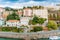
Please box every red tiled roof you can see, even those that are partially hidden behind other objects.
[7,20,19,22]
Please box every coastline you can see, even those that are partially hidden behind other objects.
[0,30,59,39]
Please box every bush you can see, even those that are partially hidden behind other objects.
[47,20,58,30]
[1,27,19,32]
[0,27,25,33]
[2,27,11,32]
[31,26,43,32]
[20,25,28,28]
[18,28,24,33]
[11,27,19,32]
[30,16,46,25]
[57,23,60,27]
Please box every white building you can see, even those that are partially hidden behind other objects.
[0,17,4,26]
[20,17,30,26]
[33,8,48,19]
[23,8,33,17]
[6,20,20,27]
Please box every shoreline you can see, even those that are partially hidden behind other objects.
[0,30,59,39]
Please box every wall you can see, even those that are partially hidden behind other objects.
[0,30,60,40]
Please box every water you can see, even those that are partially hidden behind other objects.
[0,37,59,40]
[0,38,24,40]
[37,38,60,40]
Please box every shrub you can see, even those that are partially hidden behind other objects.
[18,28,24,33]
[30,16,46,25]
[31,26,43,32]
[11,27,19,32]
[47,20,58,30]
[2,27,11,32]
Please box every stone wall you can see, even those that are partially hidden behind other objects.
[0,30,60,40]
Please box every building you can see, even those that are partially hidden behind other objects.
[0,7,5,12]
[48,9,60,24]
[20,17,31,26]
[2,11,13,19]
[17,9,23,17]
[0,7,5,16]
[23,8,33,17]
[6,20,20,27]
[0,17,4,26]
[33,8,48,26]
[33,8,48,19]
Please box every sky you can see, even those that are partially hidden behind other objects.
[0,0,60,9]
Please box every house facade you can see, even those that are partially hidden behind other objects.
[0,17,4,26]
[48,9,60,25]
[0,7,5,16]
[6,20,20,27]
[17,9,23,17]
[20,17,31,26]
[2,11,13,19]
[33,8,48,19]
[23,8,33,17]
[0,7,5,12]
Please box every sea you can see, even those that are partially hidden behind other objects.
[0,38,60,40]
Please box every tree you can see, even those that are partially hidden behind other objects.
[38,18,46,24]
[32,15,46,25]
[47,20,58,30]
[7,12,20,20]
[32,16,39,25]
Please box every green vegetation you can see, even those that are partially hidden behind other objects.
[57,23,60,27]
[33,6,44,9]
[20,25,28,28]
[18,28,24,32]
[38,18,46,24]
[0,27,24,33]
[32,16,39,25]
[29,16,46,25]
[23,6,44,9]
[30,26,43,32]
[2,27,11,32]
[5,7,13,11]
[11,27,19,32]
[5,7,18,11]
[47,20,58,30]
[7,12,20,20]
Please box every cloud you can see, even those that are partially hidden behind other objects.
[0,0,60,9]
[5,1,55,9]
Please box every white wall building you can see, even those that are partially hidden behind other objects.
[0,17,4,26]
[20,17,30,26]
[6,20,20,27]
[33,8,48,19]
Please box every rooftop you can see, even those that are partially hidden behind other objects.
[7,20,19,22]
